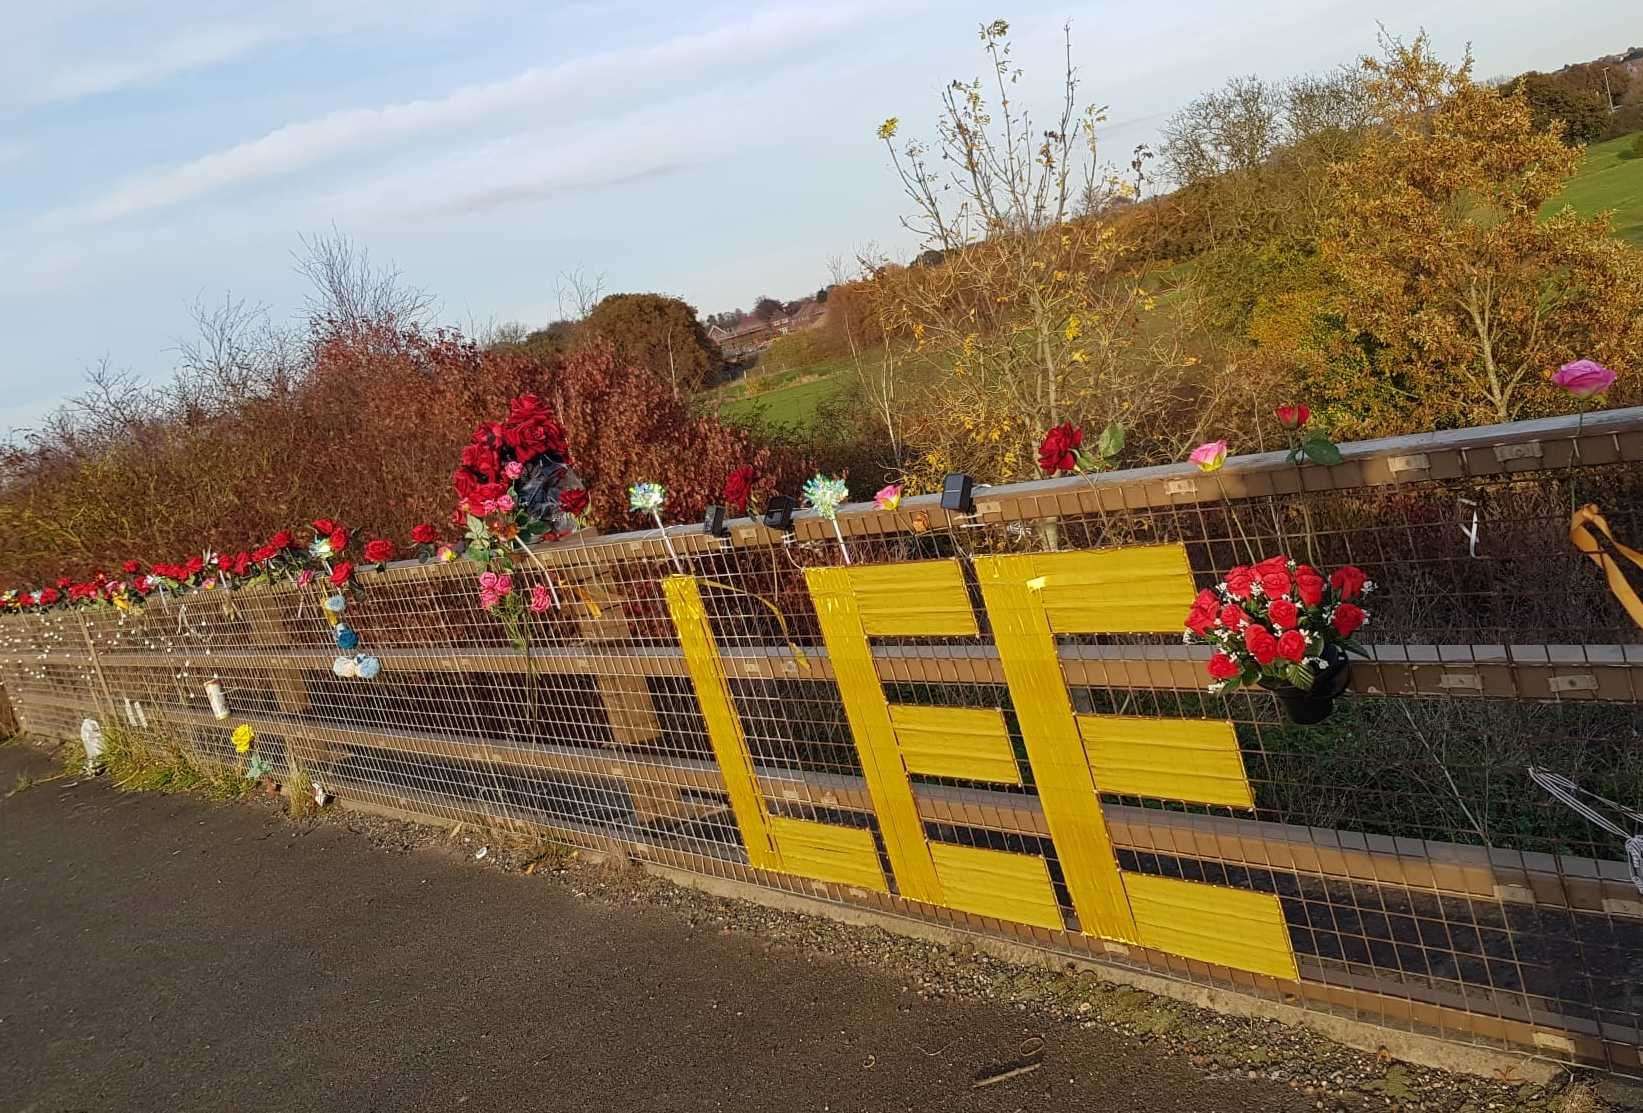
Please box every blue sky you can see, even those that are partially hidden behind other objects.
[2,0,1637,434]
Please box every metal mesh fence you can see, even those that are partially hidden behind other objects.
[4,408,1643,1073]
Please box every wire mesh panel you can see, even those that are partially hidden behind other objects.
[4,408,1643,1073]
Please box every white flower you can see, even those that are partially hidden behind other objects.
[802,474,850,521]
[309,537,334,560]
[628,482,666,514]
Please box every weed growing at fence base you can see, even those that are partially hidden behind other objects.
[76,726,255,801]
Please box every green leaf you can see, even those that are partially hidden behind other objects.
[1338,636,1370,658]
[1301,437,1343,466]
[1097,421,1125,460]
[1071,447,1097,472]
[1285,662,1316,690]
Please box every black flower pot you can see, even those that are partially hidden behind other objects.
[1259,645,1352,725]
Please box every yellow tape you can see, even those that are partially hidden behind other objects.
[891,705,1022,785]
[663,576,781,872]
[1076,715,1253,808]
[975,554,1138,942]
[806,565,946,904]
[665,575,884,890]
[929,842,1062,930]
[768,816,886,892]
[1571,503,1643,630]
[1125,873,1298,980]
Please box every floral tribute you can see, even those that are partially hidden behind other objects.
[446,394,587,651]
[452,394,586,563]
[1183,555,1373,693]
[1037,420,1124,476]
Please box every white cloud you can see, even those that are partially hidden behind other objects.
[0,1,465,110]
[51,5,873,227]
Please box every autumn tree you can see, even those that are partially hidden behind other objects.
[581,293,724,398]
[872,19,1215,485]
[1320,34,1643,429]
[543,342,804,530]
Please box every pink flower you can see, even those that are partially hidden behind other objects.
[1189,440,1228,473]
[295,570,315,587]
[435,545,457,563]
[874,484,902,511]
[1551,359,1616,399]
[478,570,514,611]
[528,585,553,613]
[503,460,525,480]
[494,494,516,513]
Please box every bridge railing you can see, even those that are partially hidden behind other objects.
[5,406,1642,1074]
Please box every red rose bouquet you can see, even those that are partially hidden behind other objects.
[451,393,584,563]
[1184,555,1373,695]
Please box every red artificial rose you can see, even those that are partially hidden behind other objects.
[1037,421,1084,475]
[1332,603,1366,637]
[460,441,502,481]
[231,552,251,576]
[410,523,438,545]
[55,576,71,589]
[1192,588,1218,612]
[270,529,296,550]
[723,465,757,512]
[183,555,205,576]
[452,468,480,500]
[364,539,395,564]
[1223,566,1255,600]
[1218,603,1249,629]
[251,544,276,563]
[1243,624,1280,665]
[38,587,60,605]
[1267,598,1299,629]
[504,395,568,463]
[121,559,142,575]
[1294,568,1325,607]
[1275,404,1310,430]
[1277,629,1308,662]
[1185,606,1217,637]
[1330,565,1368,600]
[312,518,339,537]
[1260,570,1291,598]
[559,488,589,517]
[329,562,354,588]
[1254,555,1290,577]
[328,527,350,552]
[1207,651,1241,681]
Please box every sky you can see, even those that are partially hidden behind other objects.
[2,0,1638,434]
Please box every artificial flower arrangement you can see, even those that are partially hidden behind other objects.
[448,393,586,650]
[1184,555,1373,724]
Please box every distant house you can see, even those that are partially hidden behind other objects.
[708,299,827,359]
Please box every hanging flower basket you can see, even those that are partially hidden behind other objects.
[1182,555,1374,726]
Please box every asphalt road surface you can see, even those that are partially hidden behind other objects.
[0,742,1306,1112]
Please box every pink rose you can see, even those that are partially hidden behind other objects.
[504,460,525,480]
[529,585,553,613]
[495,494,516,513]
[1551,359,1616,400]
[1188,440,1228,473]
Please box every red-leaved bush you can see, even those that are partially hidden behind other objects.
[0,324,802,587]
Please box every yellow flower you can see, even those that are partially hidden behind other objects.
[1063,315,1082,342]
[876,117,899,141]
[1069,349,1089,363]
[231,723,255,754]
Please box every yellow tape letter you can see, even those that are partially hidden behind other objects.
[807,561,1063,929]
[663,575,886,892]
[975,547,1298,980]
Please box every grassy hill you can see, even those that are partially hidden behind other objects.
[1545,132,1643,245]
[705,355,854,430]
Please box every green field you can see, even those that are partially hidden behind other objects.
[708,355,855,429]
[1546,131,1643,245]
